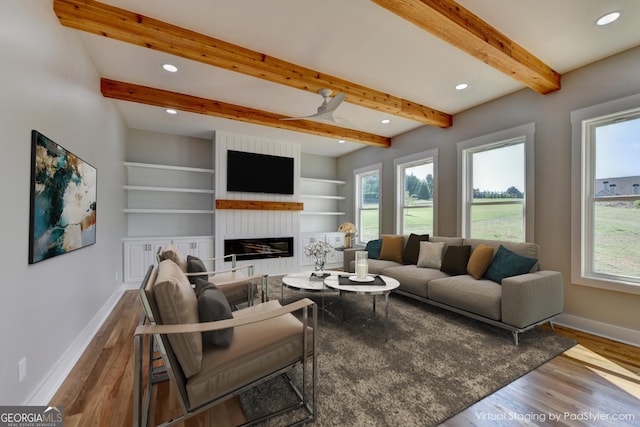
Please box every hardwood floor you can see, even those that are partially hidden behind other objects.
[50,291,640,426]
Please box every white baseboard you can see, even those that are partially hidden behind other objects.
[25,285,126,405]
[555,313,640,348]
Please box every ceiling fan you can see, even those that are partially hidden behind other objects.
[281,88,346,123]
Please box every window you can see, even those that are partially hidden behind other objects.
[394,149,437,235]
[354,164,381,244]
[572,99,640,291]
[458,123,535,242]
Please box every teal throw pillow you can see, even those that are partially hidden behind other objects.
[364,239,383,259]
[484,245,538,284]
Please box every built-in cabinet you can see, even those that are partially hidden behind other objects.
[123,236,214,283]
[122,160,215,283]
[300,232,345,269]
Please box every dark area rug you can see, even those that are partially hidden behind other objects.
[240,277,576,426]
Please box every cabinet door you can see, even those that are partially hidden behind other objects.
[124,241,152,284]
[193,238,214,260]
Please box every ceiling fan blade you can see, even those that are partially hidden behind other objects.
[321,92,345,114]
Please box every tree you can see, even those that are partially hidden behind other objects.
[505,186,524,198]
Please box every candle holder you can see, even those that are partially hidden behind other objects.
[355,251,368,280]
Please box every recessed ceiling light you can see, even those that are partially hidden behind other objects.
[165,109,177,115]
[338,139,345,144]
[162,63,178,72]
[455,82,469,91]
[381,119,391,124]
[596,10,622,26]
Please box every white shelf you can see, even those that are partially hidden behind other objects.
[300,177,346,185]
[300,194,346,200]
[124,209,215,214]
[124,161,214,174]
[124,185,215,194]
[300,211,346,216]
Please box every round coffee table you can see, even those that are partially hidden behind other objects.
[323,274,399,325]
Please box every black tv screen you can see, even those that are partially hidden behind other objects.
[226,150,294,195]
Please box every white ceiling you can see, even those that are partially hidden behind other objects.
[71,0,640,157]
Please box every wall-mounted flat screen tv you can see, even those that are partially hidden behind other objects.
[226,150,294,195]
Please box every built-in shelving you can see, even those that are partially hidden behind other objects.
[300,176,346,233]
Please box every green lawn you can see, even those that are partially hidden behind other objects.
[361,201,640,278]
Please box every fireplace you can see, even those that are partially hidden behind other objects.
[224,237,294,261]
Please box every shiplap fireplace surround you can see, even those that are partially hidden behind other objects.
[214,133,304,275]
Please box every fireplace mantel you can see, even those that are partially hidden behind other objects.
[216,199,304,211]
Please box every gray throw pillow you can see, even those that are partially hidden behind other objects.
[402,233,429,264]
[194,278,233,347]
[186,255,208,285]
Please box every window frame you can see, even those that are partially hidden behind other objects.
[457,123,535,242]
[571,93,640,295]
[354,163,382,245]
[393,149,438,235]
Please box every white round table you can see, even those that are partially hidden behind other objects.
[323,274,399,325]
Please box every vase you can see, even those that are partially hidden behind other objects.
[314,258,326,271]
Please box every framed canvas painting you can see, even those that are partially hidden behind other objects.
[29,130,97,264]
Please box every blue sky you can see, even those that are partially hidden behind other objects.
[596,117,640,179]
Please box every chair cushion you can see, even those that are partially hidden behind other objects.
[378,235,404,263]
[417,241,446,269]
[195,279,234,347]
[153,259,202,378]
[440,245,471,276]
[186,300,311,408]
[187,255,209,285]
[484,245,538,284]
[402,233,429,264]
[466,244,494,280]
[159,243,187,272]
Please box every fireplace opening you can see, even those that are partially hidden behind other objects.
[224,237,294,261]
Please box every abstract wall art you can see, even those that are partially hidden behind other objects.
[29,130,97,264]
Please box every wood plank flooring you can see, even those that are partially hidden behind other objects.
[50,290,640,426]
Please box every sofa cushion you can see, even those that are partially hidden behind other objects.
[379,235,404,263]
[153,259,202,378]
[382,264,449,298]
[187,255,209,285]
[466,244,494,280]
[428,275,502,321]
[402,233,430,264]
[366,258,404,274]
[195,279,234,347]
[159,243,187,272]
[440,245,471,276]
[484,245,539,284]
[417,241,446,269]
[364,239,383,259]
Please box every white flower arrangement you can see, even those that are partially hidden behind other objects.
[304,239,335,270]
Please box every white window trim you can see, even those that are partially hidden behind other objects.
[571,93,640,296]
[456,123,535,241]
[354,163,382,245]
[393,149,438,235]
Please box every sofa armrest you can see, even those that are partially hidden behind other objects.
[501,270,564,329]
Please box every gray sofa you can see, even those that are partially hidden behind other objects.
[344,236,564,344]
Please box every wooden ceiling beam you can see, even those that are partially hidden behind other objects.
[371,0,561,94]
[54,0,452,128]
[100,78,391,148]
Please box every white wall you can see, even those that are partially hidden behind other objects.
[0,2,126,404]
[215,132,301,274]
[337,46,640,339]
